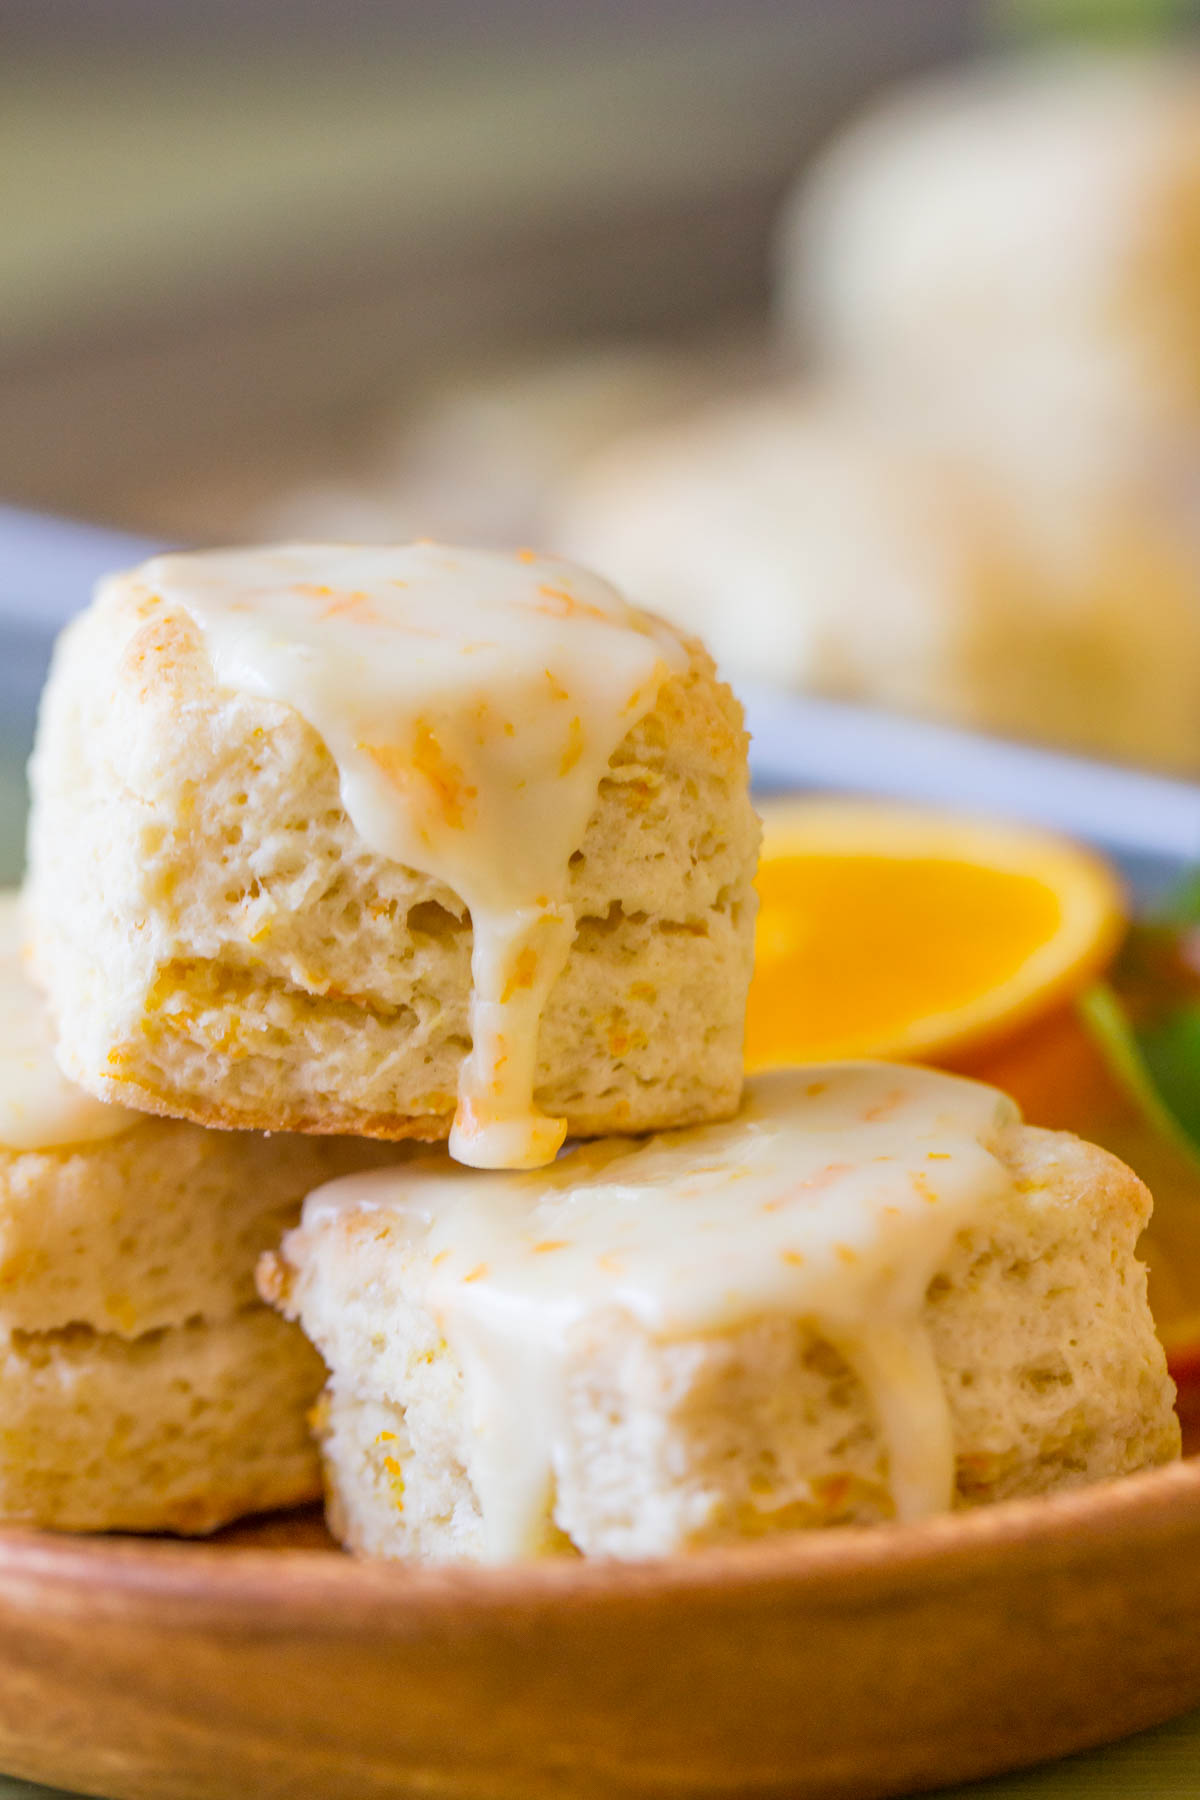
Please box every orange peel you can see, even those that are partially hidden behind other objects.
[746,798,1126,1071]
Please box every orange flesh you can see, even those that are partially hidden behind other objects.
[746,853,1063,1067]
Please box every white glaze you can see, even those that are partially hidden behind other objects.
[305,1062,1020,1559]
[128,543,686,1171]
[0,896,139,1152]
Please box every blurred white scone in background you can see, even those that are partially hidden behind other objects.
[262,1064,1178,1565]
[777,52,1200,468]
[0,895,390,1534]
[551,390,1200,771]
[254,338,759,550]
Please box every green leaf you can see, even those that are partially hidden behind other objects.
[1149,866,1200,931]
[992,0,1196,45]
[1079,861,1200,1175]
[1079,983,1200,1173]
[1139,1006,1200,1150]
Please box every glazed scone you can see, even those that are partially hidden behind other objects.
[26,543,758,1169]
[552,392,1200,771]
[778,52,1200,467]
[0,894,390,1534]
[261,1065,1179,1564]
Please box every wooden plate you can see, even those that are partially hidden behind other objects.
[1,1457,1199,1800]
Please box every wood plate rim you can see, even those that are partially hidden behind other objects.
[2,1453,1196,1620]
[0,1457,1198,1800]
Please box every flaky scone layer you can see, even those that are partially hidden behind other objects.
[0,1120,392,1338]
[26,585,758,1139]
[264,1124,1179,1563]
[0,1308,323,1535]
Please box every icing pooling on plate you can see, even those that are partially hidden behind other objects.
[0,896,139,1152]
[305,1062,1020,1559]
[131,543,687,1171]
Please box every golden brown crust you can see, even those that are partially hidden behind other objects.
[137,1466,323,1537]
[88,1070,457,1141]
[86,1067,744,1145]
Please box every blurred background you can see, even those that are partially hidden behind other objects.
[1,0,972,537]
[7,0,1200,772]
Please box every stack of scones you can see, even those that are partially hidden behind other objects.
[6,540,1178,1560]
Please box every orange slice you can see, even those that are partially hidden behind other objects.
[746,799,1126,1071]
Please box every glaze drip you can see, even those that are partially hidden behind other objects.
[133,543,686,1169]
[305,1062,1020,1557]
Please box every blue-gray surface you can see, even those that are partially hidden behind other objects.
[0,624,49,882]
[0,505,166,882]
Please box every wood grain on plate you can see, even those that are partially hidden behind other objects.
[0,1459,1197,1800]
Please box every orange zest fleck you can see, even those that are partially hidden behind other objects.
[321,588,382,623]
[560,716,584,776]
[864,1092,905,1122]
[537,582,610,623]
[362,719,477,830]
[763,1160,853,1211]
[911,1171,939,1204]
[501,948,539,1003]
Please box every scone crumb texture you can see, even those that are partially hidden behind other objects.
[268,1063,1177,1563]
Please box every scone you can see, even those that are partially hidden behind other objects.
[0,894,389,1534]
[26,543,758,1170]
[260,1064,1180,1564]
[552,391,1200,772]
[778,51,1200,464]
